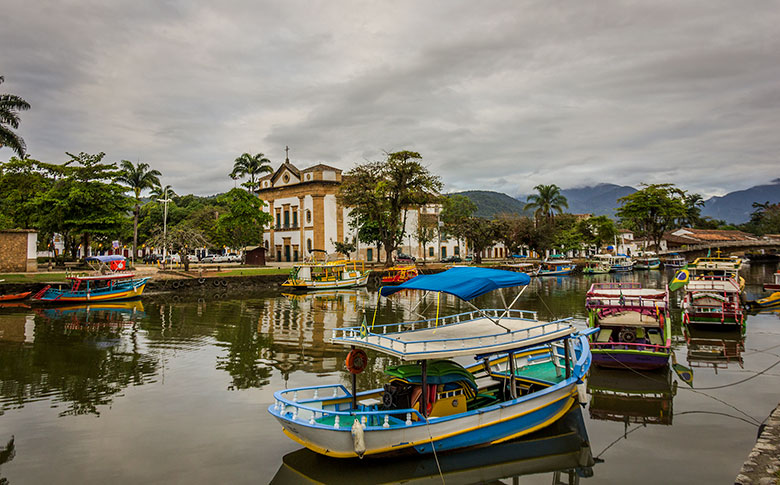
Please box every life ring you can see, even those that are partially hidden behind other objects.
[198,278,205,284]
[345,349,368,374]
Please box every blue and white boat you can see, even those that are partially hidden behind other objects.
[610,254,635,272]
[535,256,577,276]
[268,267,594,458]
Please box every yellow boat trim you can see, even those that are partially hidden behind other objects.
[51,283,146,302]
[282,388,577,458]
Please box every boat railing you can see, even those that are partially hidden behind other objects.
[590,341,670,353]
[343,308,539,336]
[590,282,642,290]
[586,296,667,311]
[271,384,427,429]
[334,319,571,355]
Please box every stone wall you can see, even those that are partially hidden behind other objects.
[0,230,37,272]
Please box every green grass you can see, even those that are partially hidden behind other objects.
[0,272,69,283]
[214,267,290,276]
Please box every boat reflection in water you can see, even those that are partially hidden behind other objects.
[683,325,745,372]
[587,366,676,426]
[270,406,594,484]
[35,301,146,328]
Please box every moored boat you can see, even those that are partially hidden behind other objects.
[763,271,780,291]
[582,255,612,274]
[281,260,371,290]
[662,253,686,269]
[688,255,744,292]
[634,253,661,270]
[380,264,418,285]
[585,282,671,370]
[31,256,149,303]
[536,256,576,276]
[682,276,745,329]
[0,291,32,302]
[268,267,594,458]
[610,254,635,272]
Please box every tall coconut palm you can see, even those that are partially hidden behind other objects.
[117,161,162,263]
[0,76,31,158]
[150,184,177,201]
[524,184,568,226]
[230,152,272,191]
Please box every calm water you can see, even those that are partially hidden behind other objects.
[1,264,779,484]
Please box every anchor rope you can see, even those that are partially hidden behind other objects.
[423,416,446,485]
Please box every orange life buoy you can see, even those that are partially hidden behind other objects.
[345,349,368,374]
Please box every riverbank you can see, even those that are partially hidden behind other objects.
[736,401,780,484]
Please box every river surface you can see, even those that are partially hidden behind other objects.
[1,264,779,484]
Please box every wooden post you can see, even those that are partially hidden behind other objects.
[420,360,428,418]
[564,339,571,379]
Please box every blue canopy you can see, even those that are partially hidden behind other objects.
[380,267,531,301]
[85,255,126,262]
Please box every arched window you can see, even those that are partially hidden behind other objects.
[306,210,312,224]
[307,238,312,252]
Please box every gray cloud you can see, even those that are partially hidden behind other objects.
[1,0,778,197]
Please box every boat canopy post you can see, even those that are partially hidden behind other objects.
[420,360,428,418]
[462,300,511,333]
[497,286,528,322]
[351,346,358,410]
[507,351,517,399]
[564,339,571,379]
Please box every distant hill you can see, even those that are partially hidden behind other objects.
[702,179,780,224]
[448,190,529,219]
[559,184,637,217]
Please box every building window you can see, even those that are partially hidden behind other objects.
[284,211,290,228]
[307,239,312,253]
[306,210,312,224]
[293,249,299,262]
[429,247,434,257]
[366,248,373,261]
[441,247,447,258]
[283,173,290,183]
[276,213,281,228]
[454,246,460,255]
[292,210,298,227]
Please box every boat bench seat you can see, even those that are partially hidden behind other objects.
[596,328,612,343]
[474,376,497,390]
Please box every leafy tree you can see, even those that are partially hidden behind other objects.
[459,217,497,264]
[35,152,130,258]
[524,184,568,226]
[440,194,477,240]
[230,152,272,192]
[116,161,161,263]
[351,217,383,262]
[146,223,209,270]
[332,239,356,259]
[680,192,705,227]
[0,76,31,157]
[615,184,687,251]
[215,188,273,256]
[493,214,535,256]
[575,215,619,252]
[0,157,55,229]
[745,201,780,236]
[415,213,438,261]
[339,151,442,266]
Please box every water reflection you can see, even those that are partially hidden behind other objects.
[683,325,745,372]
[0,305,157,417]
[587,366,676,426]
[270,407,595,484]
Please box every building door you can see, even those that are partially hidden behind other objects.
[284,245,291,262]
[366,248,373,261]
[441,246,447,258]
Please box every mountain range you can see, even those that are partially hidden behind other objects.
[450,180,780,224]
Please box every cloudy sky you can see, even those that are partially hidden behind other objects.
[2,1,778,198]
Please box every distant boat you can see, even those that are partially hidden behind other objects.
[536,255,576,276]
[634,253,661,270]
[380,264,418,285]
[610,254,635,272]
[582,255,612,274]
[281,260,371,290]
[662,253,686,269]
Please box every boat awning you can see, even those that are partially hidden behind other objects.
[380,267,531,301]
[85,255,126,262]
[331,315,576,361]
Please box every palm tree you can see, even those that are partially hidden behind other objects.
[0,76,31,157]
[150,184,177,201]
[117,161,162,263]
[524,184,568,226]
[230,152,272,191]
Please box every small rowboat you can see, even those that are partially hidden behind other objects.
[380,264,418,285]
[0,291,32,302]
[269,267,594,458]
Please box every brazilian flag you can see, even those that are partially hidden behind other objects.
[359,315,368,339]
[669,267,690,292]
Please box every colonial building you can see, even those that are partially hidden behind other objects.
[256,159,347,262]
[255,158,463,263]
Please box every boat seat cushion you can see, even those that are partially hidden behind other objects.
[596,328,612,342]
